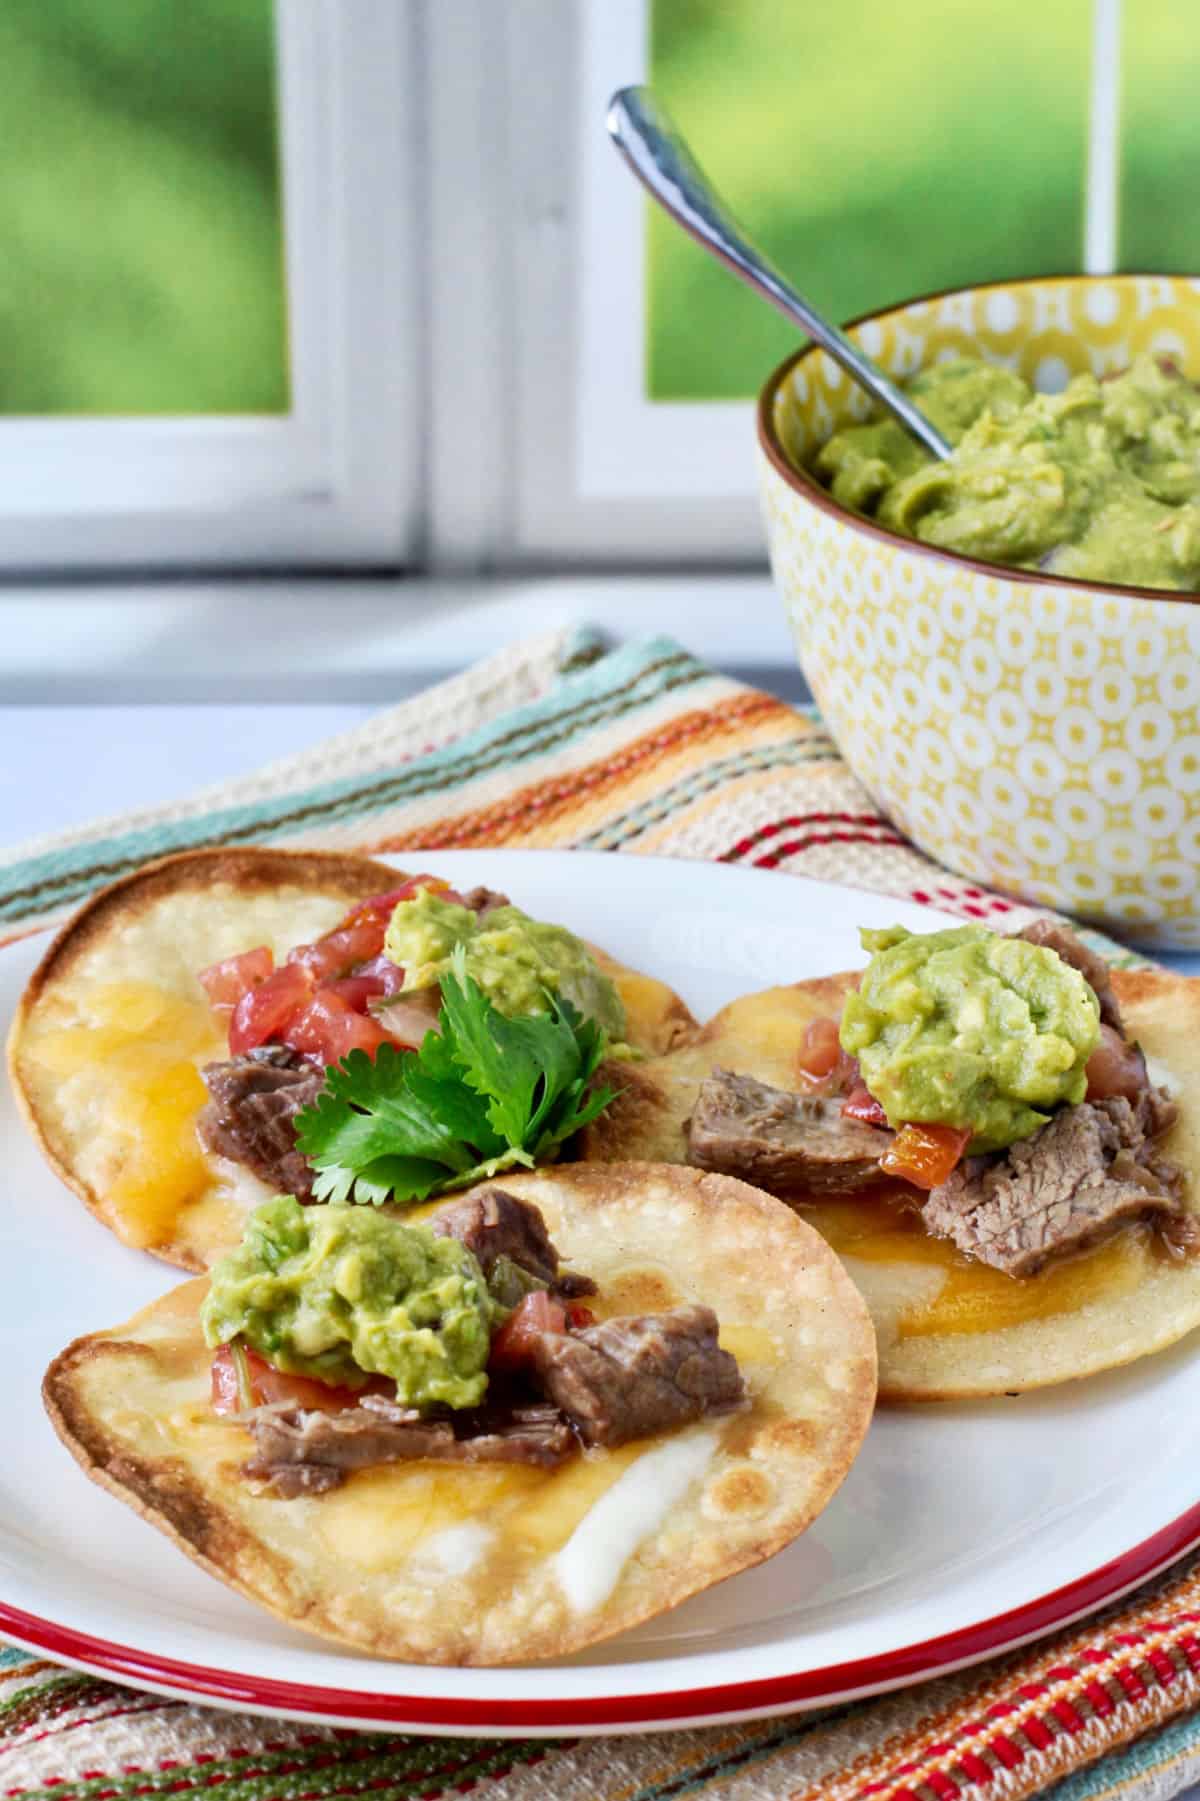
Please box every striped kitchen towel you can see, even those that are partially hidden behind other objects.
[1,627,1194,1801]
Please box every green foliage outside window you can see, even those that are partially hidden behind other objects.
[0,0,287,415]
[648,0,1095,401]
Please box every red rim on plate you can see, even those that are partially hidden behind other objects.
[4,1501,1200,1731]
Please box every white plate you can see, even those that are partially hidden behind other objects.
[3,851,1199,1736]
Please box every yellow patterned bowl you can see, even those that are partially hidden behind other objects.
[757,273,1200,950]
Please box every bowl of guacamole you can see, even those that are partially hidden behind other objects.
[812,353,1200,592]
[755,273,1200,948]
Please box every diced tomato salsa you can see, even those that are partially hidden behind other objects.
[198,875,453,1068]
[286,918,390,982]
[349,955,408,997]
[880,1121,971,1190]
[281,988,392,1062]
[798,1016,841,1079]
[797,1014,860,1095]
[197,946,274,1012]
[488,1291,567,1371]
[210,1342,388,1416]
[229,960,314,1055]
[841,1084,889,1128]
[340,875,462,932]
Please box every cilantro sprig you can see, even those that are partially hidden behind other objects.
[293,948,616,1206]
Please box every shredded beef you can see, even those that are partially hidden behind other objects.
[1018,919,1123,1033]
[258,1461,343,1499]
[197,1047,324,1200]
[686,1067,891,1192]
[461,885,511,919]
[530,1305,745,1448]
[243,1391,576,1496]
[922,1090,1184,1277]
[432,1187,596,1300]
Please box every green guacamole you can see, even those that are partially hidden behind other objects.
[839,926,1100,1152]
[811,354,1200,590]
[383,889,626,1038]
[201,1195,494,1407]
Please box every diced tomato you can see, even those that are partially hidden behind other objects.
[1086,1023,1149,1103]
[352,954,408,997]
[796,1015,861,1094]
[248,1352,383,1413]
[340,875,461,932]
[565,1303,596,1331]
[881,1121,972,1190]
[281,985,392,1064]
[229,961,316,1055]
[325,1005,393,1061]
[842,1085,889,1128]
[210,1342,386,1416]
[210,1342,254,1415]
[351,958,407,1001]
[286,918,389,983]
[197,946,274,1013]
[324,974,389,1012]
[489,1291,567,1370]
[798,1016,843,1080]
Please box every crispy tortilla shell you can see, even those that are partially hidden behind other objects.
[579,969,1200,1400]
[9,848,697,1272]
[43,1162,876,1665]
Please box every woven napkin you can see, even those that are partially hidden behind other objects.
[3,627,1199,1801]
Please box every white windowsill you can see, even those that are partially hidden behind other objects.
[0,573,801,705]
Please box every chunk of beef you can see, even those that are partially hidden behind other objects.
[530,1305,745,1448]
[687,1067,891,1193]
[922,1091,1185,1277]
[243,1391,576,1496]
[197,1047,324,1200]
[432,1187,596,1300]
[1084,1022,1150,1103]
[1127,1083,1179,1143]
[461,885,510,919]
[1018,919,1122,1033]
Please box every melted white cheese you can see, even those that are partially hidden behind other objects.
[210,1155,276,1214]
[553,1430,718,1615]
[416,1520,494,1577]
[1145,1056,1178,1097]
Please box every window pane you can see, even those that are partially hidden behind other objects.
[647,0,1092,401]
[0,0,287,414]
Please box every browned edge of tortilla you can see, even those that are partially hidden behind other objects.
[7,847,408,1272]
[41,1277,302,1632]
[39,1167,878,1665]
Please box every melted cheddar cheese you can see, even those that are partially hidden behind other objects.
[26,980,223,1247]
[806,1186,1153,1337]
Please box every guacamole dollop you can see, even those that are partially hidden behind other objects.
[811,354,1200,590]
[839,925,1100,1152]
[201,1195,493,1407]
[383,889,625,1038]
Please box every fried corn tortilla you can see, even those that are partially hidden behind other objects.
[42,1162,876,1666]
[579,969,1200,1401]
[8,848,696,1272]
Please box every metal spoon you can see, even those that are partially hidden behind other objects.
[606,85,952,462]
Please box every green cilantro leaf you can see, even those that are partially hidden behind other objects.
[293,950,617,1207]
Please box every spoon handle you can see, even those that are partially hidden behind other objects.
[607,85,952,462]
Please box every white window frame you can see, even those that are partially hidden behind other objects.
[0,0,420,572]
[426,0,764,571]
